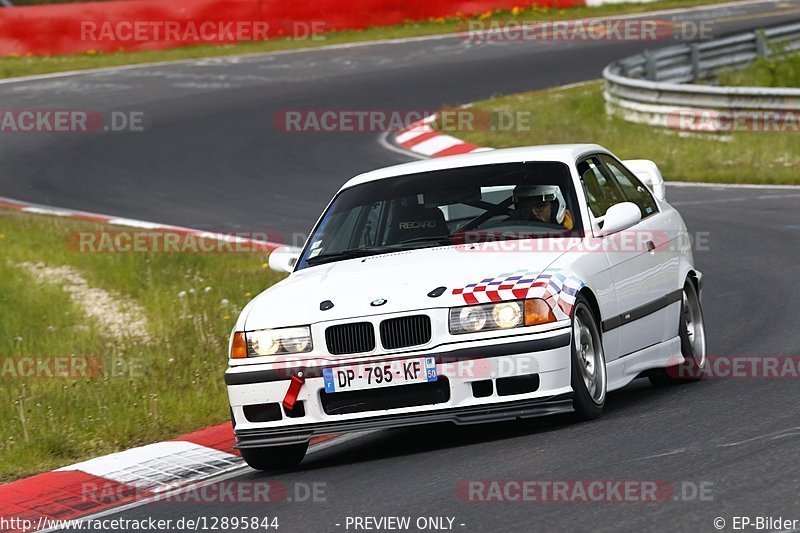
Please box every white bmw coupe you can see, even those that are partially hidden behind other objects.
[225,145,707,470]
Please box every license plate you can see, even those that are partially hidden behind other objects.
[323,357,437,393]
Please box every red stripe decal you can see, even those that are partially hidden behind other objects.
[512,288,528,299]
[487,291,503,302]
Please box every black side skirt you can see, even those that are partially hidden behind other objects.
[602,289,682,332]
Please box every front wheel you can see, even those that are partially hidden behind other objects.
[570,296,607,420]
[649,280,707,386]
[240,442,308,471]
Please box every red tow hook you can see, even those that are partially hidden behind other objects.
[282,372,305,411]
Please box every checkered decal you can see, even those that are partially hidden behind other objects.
[529,269,585,320]
[452,269,584,320]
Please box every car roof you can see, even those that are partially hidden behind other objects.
[342,144,610,189]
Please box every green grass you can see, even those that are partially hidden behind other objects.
[435,81,800,184]
[0,0,732,79]
[0,210,282,481]
[717,50,800,88]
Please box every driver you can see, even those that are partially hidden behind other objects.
[511,184,574,230]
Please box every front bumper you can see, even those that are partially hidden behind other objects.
[234,394,574,448]
[226,327,573,448]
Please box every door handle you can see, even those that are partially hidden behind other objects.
[646,240,656,252]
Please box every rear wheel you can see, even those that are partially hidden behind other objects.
[571,296,607,420]
[649,280,707,386]
[240,442,308,471]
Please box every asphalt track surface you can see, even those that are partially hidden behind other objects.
[1,1,799,531]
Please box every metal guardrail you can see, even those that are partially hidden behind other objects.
[603,22,800,129]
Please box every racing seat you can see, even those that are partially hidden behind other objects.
[387,203,448,244]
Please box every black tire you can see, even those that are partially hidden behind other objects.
[240,442,308,471]
[649,280,707,386]
[570,295,607,420]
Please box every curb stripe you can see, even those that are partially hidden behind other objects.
[391,117,486,158]
[409,135,465,156]
[400,130,441,148]
[0,471,150,530]
[394,125,434,144]
[432,142,481,157]
[174,423,238,455]
[0,429,342,531]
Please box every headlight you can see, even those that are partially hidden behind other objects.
[449,299,555,334]
[245,326,313,357]
[493,302,523,328]
[456,306,488,332]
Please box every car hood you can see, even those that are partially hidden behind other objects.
[243,243,574,330]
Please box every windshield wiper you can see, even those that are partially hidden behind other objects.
[306,237,457,266]
[306,246,412,265]
[305,248,388,266]
[391,235,454,247]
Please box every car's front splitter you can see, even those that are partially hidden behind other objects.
[233,393,575,448]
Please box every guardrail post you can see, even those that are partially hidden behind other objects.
[690,43,700,81]
[644,51,657,81]
[755,31,770,57]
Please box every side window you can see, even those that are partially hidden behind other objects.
[577,156,625,218]
[600,155,658,219]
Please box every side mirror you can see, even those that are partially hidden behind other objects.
[622,159,666,201]
[597,202,642,236]
[268,246,302,274]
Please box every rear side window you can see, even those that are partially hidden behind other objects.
[577,156,625,218]
[600,155,658,219]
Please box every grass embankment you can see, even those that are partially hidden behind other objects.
[0,0,731,79]
[717,51,800,88]
[436,81,800,184]
[0,209,281,481]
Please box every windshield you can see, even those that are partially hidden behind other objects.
[296,161,581,270]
